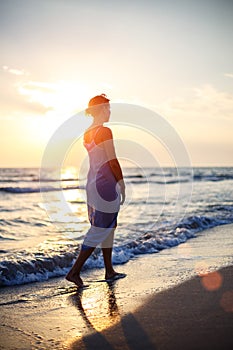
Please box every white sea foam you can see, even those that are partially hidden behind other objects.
[1,167,233,286]
[0,214,232,286]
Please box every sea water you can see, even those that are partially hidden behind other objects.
[0,167,233,286]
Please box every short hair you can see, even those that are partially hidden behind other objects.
[85,94,110,115]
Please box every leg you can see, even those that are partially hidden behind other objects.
[101,228,116,279]
[102,247,126,281]
[66,245,95,287]
[102,247,117,279]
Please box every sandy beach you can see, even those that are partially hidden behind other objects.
[72,265,233,350]
[1,224,233,350]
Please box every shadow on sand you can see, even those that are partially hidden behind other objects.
[68,280,156,350]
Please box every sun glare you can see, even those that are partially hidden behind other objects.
[61,166,78,180]
[18,80,91,115]
[18,80,95,155]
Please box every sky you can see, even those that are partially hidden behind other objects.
[1,0,233,167]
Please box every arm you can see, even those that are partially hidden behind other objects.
[100,127,125,204]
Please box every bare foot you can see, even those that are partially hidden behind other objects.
[66,272,84,287]
[105,271,126,281]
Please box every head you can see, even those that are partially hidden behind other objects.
[85,94,111,122]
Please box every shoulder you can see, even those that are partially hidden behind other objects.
[95,126,113,145]
[98,126,113,140]
[84,125,113,145]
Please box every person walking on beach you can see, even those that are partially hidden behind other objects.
[66,94,126,287]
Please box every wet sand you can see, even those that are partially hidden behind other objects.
[0,224,233,349]
[73,265,233,350]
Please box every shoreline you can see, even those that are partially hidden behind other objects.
[0,223,233,349]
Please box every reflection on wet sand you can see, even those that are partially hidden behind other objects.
[68,280,120,332]
[65,278,155,350]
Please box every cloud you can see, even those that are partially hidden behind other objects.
[0,68,52,118]
[151,83,233,152]
[19,81,57,93]
[17,80,90,115]
[2,65,28,76]
[158,84,233,121]
[17,81,57,109]
[0,69,90,120]
[1,64,108,119]
[0,91,52,118]
[224,73,233,79]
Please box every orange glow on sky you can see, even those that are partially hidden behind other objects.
[1,0,233,167]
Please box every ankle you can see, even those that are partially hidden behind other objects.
[67,270,80,278]
[105,269,115,276]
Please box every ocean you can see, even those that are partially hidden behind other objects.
[0,166,233,287]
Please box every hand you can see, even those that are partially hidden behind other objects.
[118,179,125,205]
[120,191,125,205]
